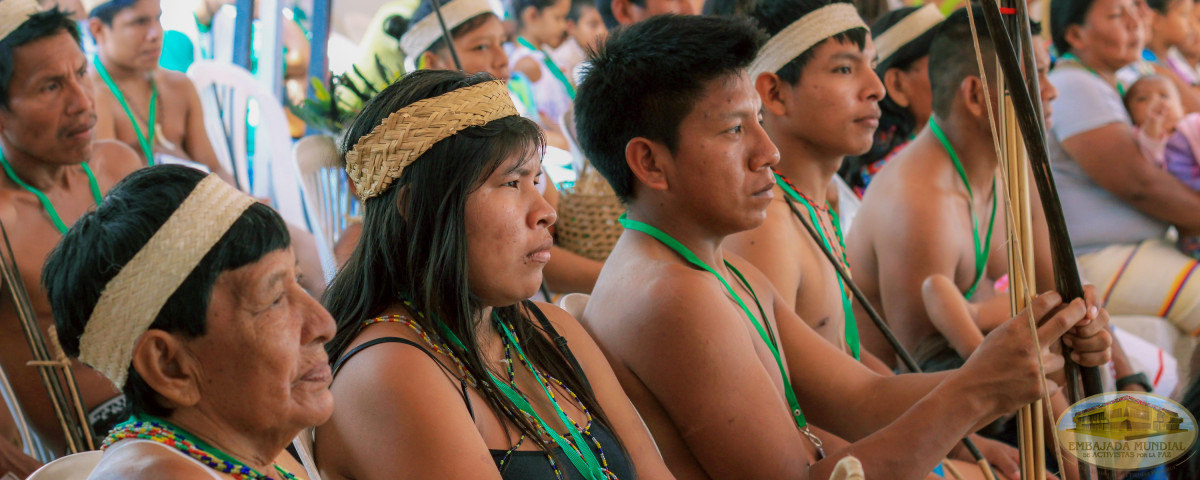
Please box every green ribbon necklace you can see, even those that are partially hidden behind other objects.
[106,415,297,479]
[516,37,576,100]
[618,213,826,457]
[435,312,608,480]
[0,149,101,234]
[94,56,157,163]
[1059,53,1125,97]
[929,117,997,299]
[772,171,860,361]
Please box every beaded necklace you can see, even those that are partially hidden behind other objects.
[103,415,298,480]
[772,168,859,360]
[618,213,826,457]
[0,149,102,234]
[361,313,477,387]
[928,117,998,300]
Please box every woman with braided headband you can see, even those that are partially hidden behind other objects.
[316,70,671,480]
[42,165,334,479]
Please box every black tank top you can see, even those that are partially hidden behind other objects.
[331,302,636,480]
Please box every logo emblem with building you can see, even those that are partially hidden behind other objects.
[1057,392,1196,471]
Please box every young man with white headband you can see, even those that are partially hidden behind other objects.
[0,0,141,472]
[576,13,1112,480]
[84,0,230,184]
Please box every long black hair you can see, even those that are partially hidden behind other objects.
[324,69,616,453]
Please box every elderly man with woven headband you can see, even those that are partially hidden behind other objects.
[0,0,143,471]
[574,13,1112,479]
[43,165,333,480]
[317,69,672,478]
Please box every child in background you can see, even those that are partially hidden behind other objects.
[1166,0,1200,83]
[510,0,574,137]
[549,0,608,84]
[1125,74,1200,256]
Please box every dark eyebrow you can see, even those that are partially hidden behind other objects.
[831,51,864,62]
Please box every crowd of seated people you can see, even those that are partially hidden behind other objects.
[1,0,1199,478]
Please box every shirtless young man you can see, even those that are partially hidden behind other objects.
[847,9,1061,372]
[0,2,142,472]
[575,13,1112,480]
[86,0,231,183]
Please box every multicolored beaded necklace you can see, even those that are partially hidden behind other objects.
[772,168,860,361]
[103,415,298,480]
[365,307,614,479]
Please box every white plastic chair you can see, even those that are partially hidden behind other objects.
[25,450,102,480]
[293,135,359,281]
[292,428,322,480]
[557,293,590,320]
[186,60,307,229]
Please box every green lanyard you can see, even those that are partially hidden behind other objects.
[435,313,607,480]
[1059,53,1125,97]
[929,117,997,299]
[94,56,157,163]
[619,214,827,453]
[516,37,576,100]
[128,415,296,479]
[0,149,101,234]
[773,173,860,361]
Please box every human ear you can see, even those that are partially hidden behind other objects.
[130,330,203,409]
[625,137,669,194]
[884,68,910,108]
[755,72,790,117]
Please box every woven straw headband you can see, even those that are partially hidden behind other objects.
[873,4,945,67]
[345,80,519,200]
[0,0,41,42]
[78,174,255,389]
[748,3,868,80]
[400,0,495,58]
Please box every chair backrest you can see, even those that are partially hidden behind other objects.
[293,134,359,280]
[25,450,103,480]
[557,293,590,320]
[186,60,307,229]
[292,428,323,480]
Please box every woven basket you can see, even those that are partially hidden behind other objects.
[556,161,624,261]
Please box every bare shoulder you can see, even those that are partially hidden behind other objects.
[727,196,802,252]
[91,441,221,480]
[156,68,198,92]
[90,140,143,188]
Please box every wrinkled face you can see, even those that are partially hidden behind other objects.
[430,15,510,80]
[569,7,608,53]
[1073,0,1145,70]
[1153,0,1195,50]
[629,0,694,24]
[0,30,95,166]
[666,72,780,234]
[464,151,556,306]
[187,248,336,437]
[526,0,571,48]
[93,0,163,70]
[1033,37,1058,128]
[1126,75,1184,130]
[786,36,885,158]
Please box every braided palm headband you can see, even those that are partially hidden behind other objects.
[873,4,945,66]
[0,0,41,41]
[79,174,255,389]
[345,80,520,200]
[748,3,868,80]
[399,0,495,58]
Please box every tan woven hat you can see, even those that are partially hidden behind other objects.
[749,3,867,80]
[345,80,519,200]
[0,0,41,42]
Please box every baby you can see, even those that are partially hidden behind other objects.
[1125,74,1200,257]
